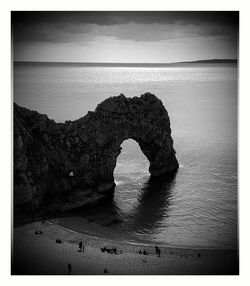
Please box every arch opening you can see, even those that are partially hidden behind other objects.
[113,139,150,213]
[114,139,150,182]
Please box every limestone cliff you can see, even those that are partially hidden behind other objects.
[14,93,178,214]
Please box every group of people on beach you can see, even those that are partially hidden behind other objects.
[101,246,119,254]
[138,246,161,257]
[138,249,148,255]
[65,240,161,274]
[34,228,163,275]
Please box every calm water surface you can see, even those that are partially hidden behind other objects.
[14,63,237,249]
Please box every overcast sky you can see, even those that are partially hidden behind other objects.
[12,11,238,63]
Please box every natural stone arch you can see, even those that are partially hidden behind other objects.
[14,93,178,213]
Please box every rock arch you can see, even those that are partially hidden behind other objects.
[14,93,178,213]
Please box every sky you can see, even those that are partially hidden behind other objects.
[12,11,239,63]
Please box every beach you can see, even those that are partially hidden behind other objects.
[12,221,238,275]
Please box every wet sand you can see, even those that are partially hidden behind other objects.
[12,221,238,275]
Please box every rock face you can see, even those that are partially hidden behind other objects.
[14,93,178,213]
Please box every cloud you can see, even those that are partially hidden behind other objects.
[13,22,94,43]
[12,11,238,45]
[12,11,238,26]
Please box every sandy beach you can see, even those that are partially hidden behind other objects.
[12,221,238,275]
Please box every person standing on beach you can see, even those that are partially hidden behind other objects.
[155,246,161,256]
[67,263,72,274]
[155,246,159,254]
[79,241,83,252]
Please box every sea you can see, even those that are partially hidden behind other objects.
[14,62,238,249]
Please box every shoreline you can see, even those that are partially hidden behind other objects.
[48,217,236,251]
[12,220,238,275]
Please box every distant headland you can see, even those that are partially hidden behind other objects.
[14,59,237,67]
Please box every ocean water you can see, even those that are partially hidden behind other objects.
[14,62,238,249]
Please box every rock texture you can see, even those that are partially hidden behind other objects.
[14,93,178,214]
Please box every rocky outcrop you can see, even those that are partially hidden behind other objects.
[14,93,178,214]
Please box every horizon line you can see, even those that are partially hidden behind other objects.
[13,58,237,65]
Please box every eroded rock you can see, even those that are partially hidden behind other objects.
[14,93,178,214]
